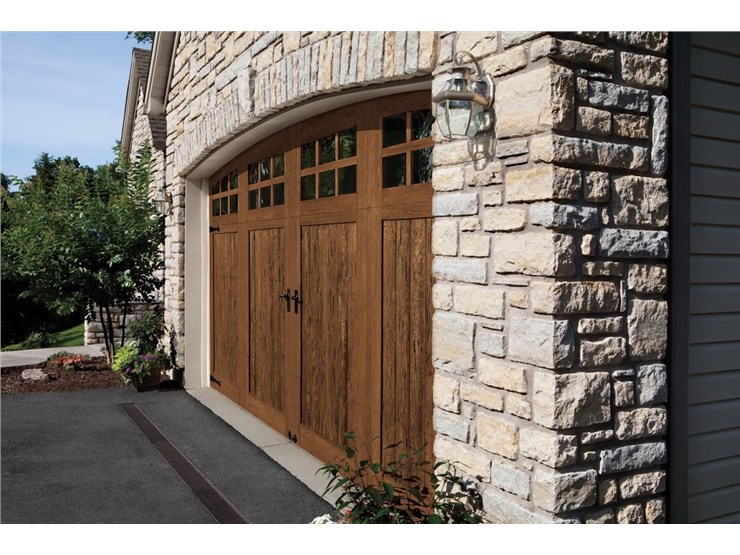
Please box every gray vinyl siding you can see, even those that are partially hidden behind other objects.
[686,32,740,523]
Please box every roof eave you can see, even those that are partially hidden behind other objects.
[145,32,177,118]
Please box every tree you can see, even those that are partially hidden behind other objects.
[126,32,154,45]
[2,145,163,360]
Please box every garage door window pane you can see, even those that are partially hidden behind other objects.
[301,174,316,200]
[301,143,316,169]
[249,189,258,210]
[412,147,433,184]
[383,113,406,147]
[319,170,335,197]
[383,153,406,188]
[339,128,356,159]
[273,182,285,205]
[339,165,356,195]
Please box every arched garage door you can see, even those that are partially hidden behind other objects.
[208,91,435,465]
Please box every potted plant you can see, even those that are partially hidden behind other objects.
[111,308,169,391]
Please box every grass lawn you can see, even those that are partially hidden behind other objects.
[51,323,85,347]
[2,322,85,351]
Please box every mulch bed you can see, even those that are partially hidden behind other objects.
[1,357,126,395]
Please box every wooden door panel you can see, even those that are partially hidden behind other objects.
[381,218,434,463]
[248,227,285,412]
[300,222,357,447]
[211,231,240,403]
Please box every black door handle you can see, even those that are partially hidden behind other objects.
[291,290,301,313]
[278,289,291,312]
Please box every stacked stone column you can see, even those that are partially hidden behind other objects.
[431,32,669,523]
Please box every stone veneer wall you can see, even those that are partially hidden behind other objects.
[84,302,156,345]
[430,32,669,523]
[162,31,670,523]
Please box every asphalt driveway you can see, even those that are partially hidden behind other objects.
[1,386,332,523]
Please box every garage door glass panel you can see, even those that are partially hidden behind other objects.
[383,153,406,188]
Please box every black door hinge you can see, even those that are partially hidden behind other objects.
[210,374,221,386]
[209,225,220,233]
[287,430,297,443]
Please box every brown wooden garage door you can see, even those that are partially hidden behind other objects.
[208,91,435,465]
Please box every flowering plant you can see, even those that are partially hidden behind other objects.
[47,352,91,371]
[111,344,167,384]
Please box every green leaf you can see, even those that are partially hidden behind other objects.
[382,482,394,499]
[426,514,443,524]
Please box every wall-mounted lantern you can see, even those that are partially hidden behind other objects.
[433,51,494,139]
[433,50,495,169]
[153,185,172,216]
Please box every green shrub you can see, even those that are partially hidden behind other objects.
[128,308,164,355]
[318,433,483,524]
[19,331,55,349]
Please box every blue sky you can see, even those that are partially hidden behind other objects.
[1,32,139,181]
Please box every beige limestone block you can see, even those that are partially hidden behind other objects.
[433,372,460,413]
[531,134,648,172]
[584,170,610,203]
[460,382,504,412]
[434,435,491,480]
[459,234,490,258]
[455,31,498,59]
[619,471,666,499]
[613,113,649,139]
[627,263,667,294]
[482,208,527,232]
[577,316,624,335]
[615,407,667,440]
[616,503,645,524]
[506,165,581,203]
[520,427,577,468]
[598,478,618,505]
[431,220,458,256]
[580,337,627,367]
[479,357,527,394]
[476,412,519,459]
[621,52,668,89]
[432,283,453,310]
[530,281,621,315]
[530,37,615,71]
[454,285,505,319]
[532,467,598,513]
[432,165,464,192]
[508,290,528,309]
[432,312,474,375]
[507,394,532,420]
[628,299,668,360]
[482,45,528,77]
[576,106,612,135]
[533,371,611,429]
[612,176,669,228]
[496,65,575,139]
[509,316,575,370]
[493,232,576,277]
[481,189,503,207]
[645,498,666,524]
[464,160,503,187]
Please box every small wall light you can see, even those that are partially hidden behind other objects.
[433,50,495,169]
[153,186,172,216]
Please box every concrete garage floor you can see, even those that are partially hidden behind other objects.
[1,387,332,524]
